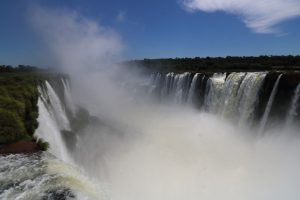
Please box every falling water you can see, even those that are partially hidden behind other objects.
[203,73,226,113]
[187,73,201,105]
[45,81,71,131]
[237,72,267,126]
[174,72,191,104]
[147,72,268,127]
[62,78,76,116]
[258,74,282,134]
[35,85,71,162]
[219,72,246,119]
[285,82,300,126]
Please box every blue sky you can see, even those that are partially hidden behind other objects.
[0,0,300,66]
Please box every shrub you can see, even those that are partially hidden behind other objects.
[36,138,49,151]
[0,96,25,118]
[0,108,26,144]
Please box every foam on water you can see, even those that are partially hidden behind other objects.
[0,153,103,200]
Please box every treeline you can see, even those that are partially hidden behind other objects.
[127,55,300,73]
[0,65,40,72]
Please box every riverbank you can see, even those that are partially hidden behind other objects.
[0,140,41,155]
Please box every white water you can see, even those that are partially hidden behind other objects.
[62,78,76,116]
[204,73,227,113]
[258,74,282,134]
[285,82,300,126]
[45,81,71,131]
[35,97,70,162]
[148,72,272,127]
[0,153,103,200]
[187,73,201,105]
[237,72,266,126]
[219,72,246,119]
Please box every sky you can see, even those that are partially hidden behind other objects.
[0,0,300,66]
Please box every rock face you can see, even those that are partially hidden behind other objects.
[0,140,41,155]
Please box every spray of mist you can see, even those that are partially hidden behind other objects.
[29,5,300,200]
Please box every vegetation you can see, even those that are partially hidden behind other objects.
[36,138,50,151]
[127,55,300,73]
[0,68,40,144]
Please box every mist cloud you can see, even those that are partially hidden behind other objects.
[29,5,123,72]
[181,0,300,34]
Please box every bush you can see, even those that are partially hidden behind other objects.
[0,108,26,144]
[36,138,49,151]
[0,96,25,118]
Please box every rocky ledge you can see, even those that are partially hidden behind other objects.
[0,140,41,155]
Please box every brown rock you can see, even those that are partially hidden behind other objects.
[0,140,41,155]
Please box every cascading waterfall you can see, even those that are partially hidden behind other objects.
[147,71,292,130]
[187,73,201,105]
[45,81,71,131]
[35,80,74,162]
[35,96,70,162]
[203,73,227,113]
[149,72,192,104]
[258,74,282,134]
[173,72,191,104]
[285,82,300,126]
[62,78,76,116]
[218,72,246,119]
[237,72,267,126]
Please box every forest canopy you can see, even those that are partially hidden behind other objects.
[126,55,300,73]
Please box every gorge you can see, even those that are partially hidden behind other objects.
[2,68,300,199]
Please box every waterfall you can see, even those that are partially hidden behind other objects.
[203,73,226,113]
[148,73,162,96]
[237,72,267,126]
[173,72,191,104]
[187,73,201,105]
[148,72,192,104]
[62,78,76,116]
[35,97,70,162]
[45,81,71,131]
[35,80,74,162]
[219,72,246,119]
[161,72,174,98]
[285,82,300,126]
[144,71,300,132]
[258,74,282,134]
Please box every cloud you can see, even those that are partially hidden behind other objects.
[181,0,300,34]
[116,10,127,22]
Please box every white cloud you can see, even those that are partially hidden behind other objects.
[181,0,300,34]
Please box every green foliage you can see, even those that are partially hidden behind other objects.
[127,55,300,73]
[0,71,39,144]
[0,96,25,118]
[0,108,26,144]
[36,138,49,151]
